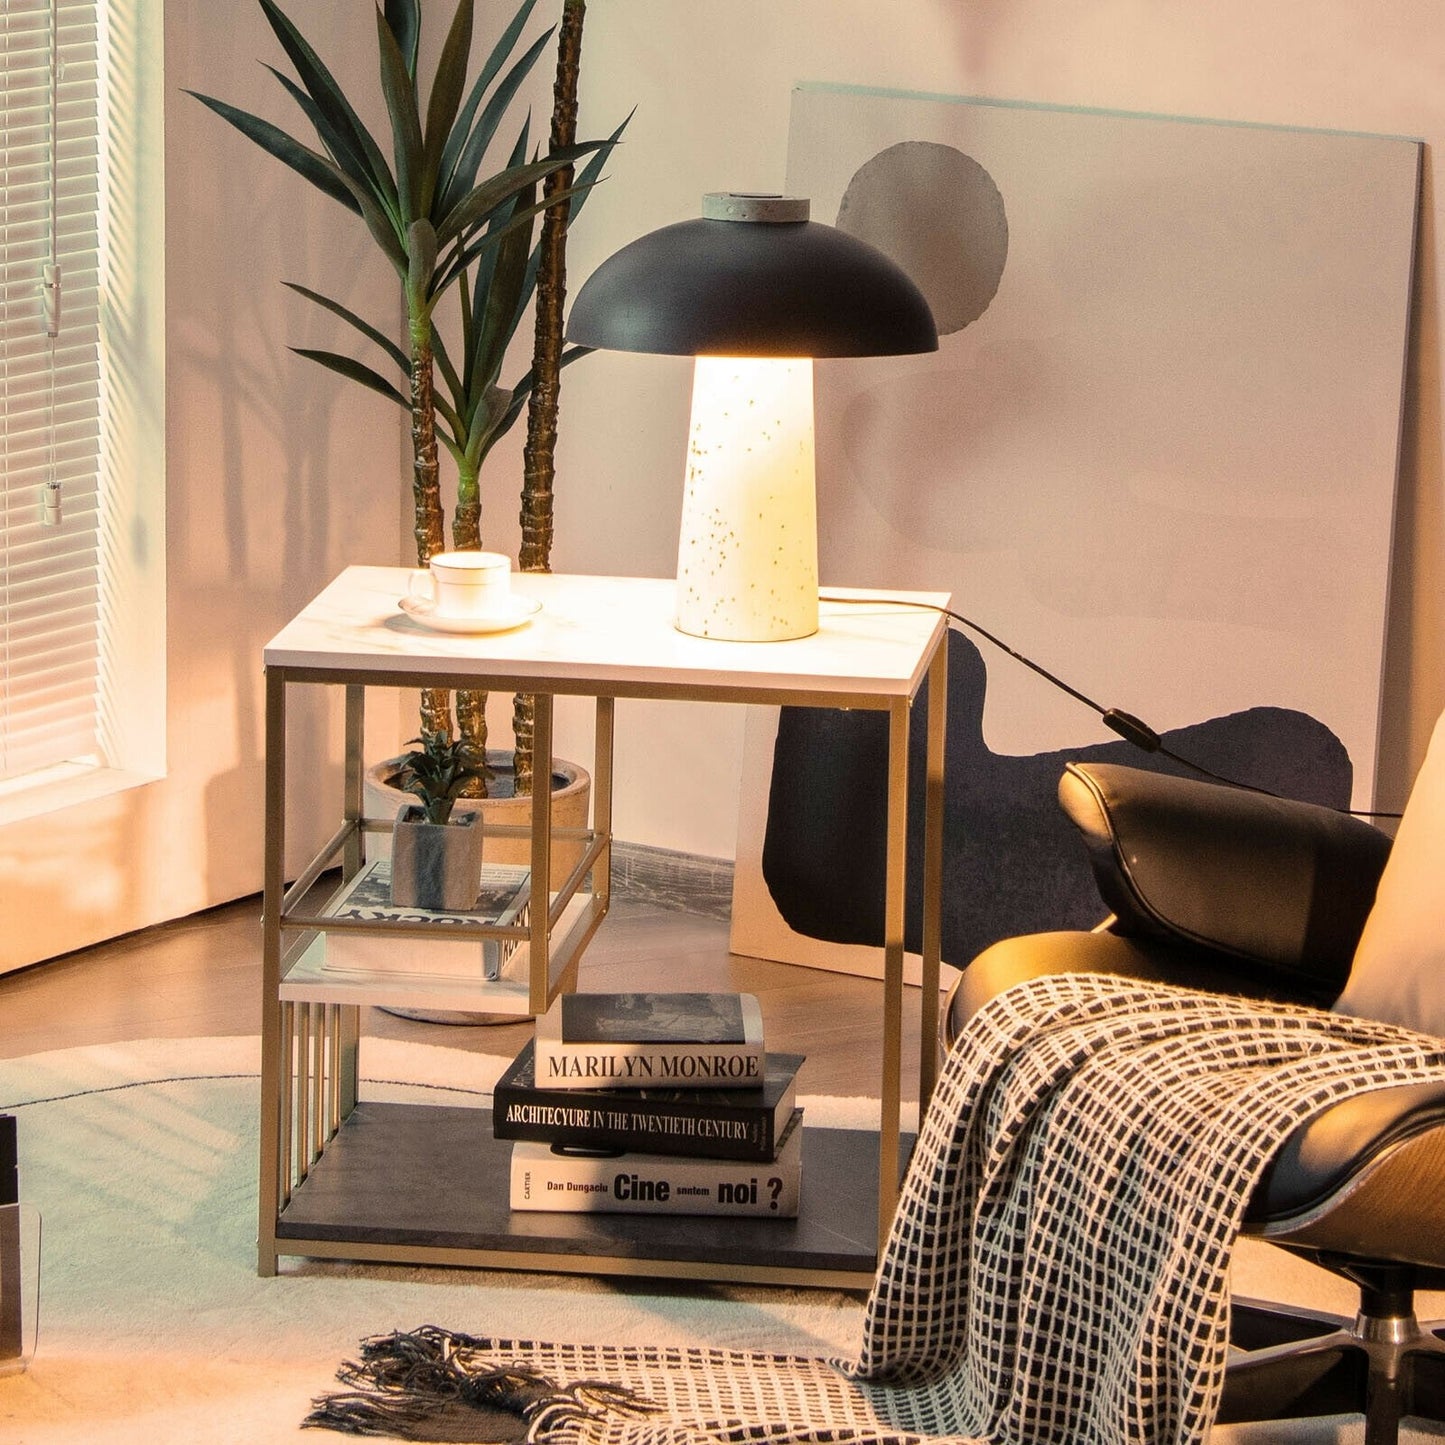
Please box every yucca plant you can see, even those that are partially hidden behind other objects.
[189,0,607,737]
[281,7,623,794]
[292,113,621,558]
[285,51,623,792]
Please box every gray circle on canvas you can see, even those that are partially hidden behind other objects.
[836,141,1008,335]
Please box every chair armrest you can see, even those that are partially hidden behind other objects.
[944,928,1332,1048]
[1058,762,1392,996]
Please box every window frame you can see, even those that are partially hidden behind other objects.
[0,0,165,821]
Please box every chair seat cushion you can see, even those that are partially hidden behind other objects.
[1246,1078,1445,1225]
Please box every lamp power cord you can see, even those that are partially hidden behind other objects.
[817,592,1401,820]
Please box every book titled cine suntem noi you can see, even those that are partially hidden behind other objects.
[510,1111,803,1217]
[532,992,765,1091]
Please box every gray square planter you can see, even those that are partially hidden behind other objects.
[389,805,484,911]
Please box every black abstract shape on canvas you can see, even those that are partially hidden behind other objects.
[761,630,1353,968]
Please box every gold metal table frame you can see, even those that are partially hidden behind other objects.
[258,568,948,1289]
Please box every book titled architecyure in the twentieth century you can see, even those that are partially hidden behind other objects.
[493,1040,802,1162]
[509,1110,803,1217]
[532,992,765,1090]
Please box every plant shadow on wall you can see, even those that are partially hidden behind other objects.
[173,157,388,901]
[190,0,626,797]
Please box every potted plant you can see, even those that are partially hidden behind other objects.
[389,731,491,910]
[196,1,618,987]
[287,4,622,789]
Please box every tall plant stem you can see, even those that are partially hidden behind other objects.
[455,689,488,794]
[453,460,482,551]
[410,312,453,740]
[514,0,584,794]
[452,455,488,795]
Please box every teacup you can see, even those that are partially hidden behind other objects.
[409,551,512,620]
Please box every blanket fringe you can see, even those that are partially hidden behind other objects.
[304,1326,664,1441]
[304,978,1445,1444]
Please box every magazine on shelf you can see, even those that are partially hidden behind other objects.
[532,992,765,1090]
[509,1109,803,1217]
[317,858,531,980]
[493,1040,803,1162]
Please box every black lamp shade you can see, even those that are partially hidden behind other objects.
[566,201,938,359]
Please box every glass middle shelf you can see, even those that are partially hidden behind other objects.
[279,852,599,1015]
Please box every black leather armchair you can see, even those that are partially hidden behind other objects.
[944,762,1445,1445]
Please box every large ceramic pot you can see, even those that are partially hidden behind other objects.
[364,750,592,1026]
[366,750,591,876]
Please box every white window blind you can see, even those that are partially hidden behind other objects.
[1,0,103,783]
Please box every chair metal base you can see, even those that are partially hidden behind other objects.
[1220,1264,1445,1445]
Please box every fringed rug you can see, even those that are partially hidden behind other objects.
[306,973,1445,1444]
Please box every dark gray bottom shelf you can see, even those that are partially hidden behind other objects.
[276,1101,895,1281]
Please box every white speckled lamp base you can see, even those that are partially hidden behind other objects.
[675,356,818,641]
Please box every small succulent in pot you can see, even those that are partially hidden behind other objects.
[393,731,494,825]
[390,731,492,910]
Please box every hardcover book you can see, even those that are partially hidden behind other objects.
[509,1110,803,1217]
[493,1040,802,1162]
[318,859,530,980]
[532,992,765,1090]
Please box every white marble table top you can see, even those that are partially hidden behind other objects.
[264,567,951,701]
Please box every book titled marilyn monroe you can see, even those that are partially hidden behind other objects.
[533,992,765,1091]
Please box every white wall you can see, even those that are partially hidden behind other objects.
[2,0,1440,969]
[519,0,1444,840]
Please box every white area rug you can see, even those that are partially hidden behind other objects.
[0,1037,870,1444]
[0,1038,1440,1443]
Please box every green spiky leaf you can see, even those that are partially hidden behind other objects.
[470,184,535,407]
[283,282,409,373]
[256,0,396,209]
[432,325,464,410]
[290,348,408,407]
[420,0,475,215]
[433,176,596,297]
[382,0,420,82]
[375,5,426,223]
[435,0,541,208]
[262,65,386,207]
[435,144,600,248]
[187,91,361,214]
[438,26,553,217]
[326,162,410,274]
[463,123,531,394]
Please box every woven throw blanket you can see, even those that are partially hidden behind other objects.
[305,972,1445,1443]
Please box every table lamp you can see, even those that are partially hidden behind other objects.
[566,193,937,641]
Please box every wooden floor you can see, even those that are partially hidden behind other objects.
[0,887,930,1103]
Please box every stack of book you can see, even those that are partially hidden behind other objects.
[498,991,804,1218]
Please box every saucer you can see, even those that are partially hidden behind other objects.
[398,594,542,634]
